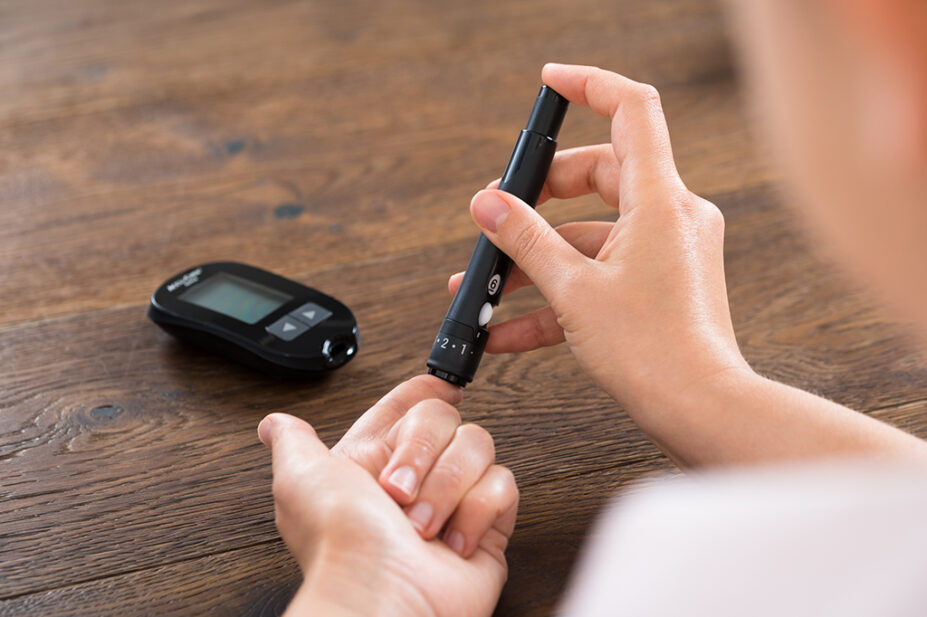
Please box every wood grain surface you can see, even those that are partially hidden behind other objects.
[2,0,926,615]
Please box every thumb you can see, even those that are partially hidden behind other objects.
[258,413,329,472]
[470,189,585,299]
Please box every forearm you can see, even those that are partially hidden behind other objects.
[640,367,927,468]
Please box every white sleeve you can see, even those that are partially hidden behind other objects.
[558,460,927,617]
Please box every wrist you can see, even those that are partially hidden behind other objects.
[286,581,366,617]
[285,541,434,617]
[629,363,762,467]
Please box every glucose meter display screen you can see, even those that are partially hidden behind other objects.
[179,272,291,324]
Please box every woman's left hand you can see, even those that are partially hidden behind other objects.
[258,375,518,617]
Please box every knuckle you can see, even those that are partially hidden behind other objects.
[511,220,549,266]
[458,423,495,461]
[433,459,466,491]
[350,439,390,470]
[700,200,725,234]
[402,433,438,461]
[496,465,518,494]
[470,467,519,516]
[634,82,662,108]
[531,311,548,346]
[656,189,699,221]
[672,191,699,217]
[354,440,380,463]
[553,264,585,298]
[487,467,517,501]
[406,398,461,432]
[425,398,461,426]
[469,492,494,511]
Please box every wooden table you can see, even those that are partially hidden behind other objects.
[3,0,927,615]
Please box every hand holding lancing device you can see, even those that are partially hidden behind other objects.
[450,63,748,450]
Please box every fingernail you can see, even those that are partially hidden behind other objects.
[445,530,465,555]
[406,501,433,533]
[471,191,510,232]
[257,416,273,446]
[388,466,418,497]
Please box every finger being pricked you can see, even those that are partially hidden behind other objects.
[331,375,462,477]
[403,423,496,540]
[377,398,461,505]
[447,220,613,298]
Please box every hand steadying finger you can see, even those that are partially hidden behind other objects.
[258,397,519,616]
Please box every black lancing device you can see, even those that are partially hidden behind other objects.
[427,85,569,386]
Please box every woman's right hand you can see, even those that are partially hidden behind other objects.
[450,64,750,441]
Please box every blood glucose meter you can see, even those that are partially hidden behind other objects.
[148,262,358,378]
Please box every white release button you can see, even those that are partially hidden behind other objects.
[478,302,493,326]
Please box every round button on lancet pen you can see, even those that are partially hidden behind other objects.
[426,85,569,386]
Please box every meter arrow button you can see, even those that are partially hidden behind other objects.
[266,316,309,341]
[290,302,333,328]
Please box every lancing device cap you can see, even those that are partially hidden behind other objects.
[525,86,569,140]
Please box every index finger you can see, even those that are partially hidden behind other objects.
[541,63,680,197]
[332,375,462,471]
